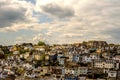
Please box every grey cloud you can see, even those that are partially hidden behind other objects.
[0,1,28,28]
[0,9,26,28]
[103,28,120,40]
[41,3,74,18]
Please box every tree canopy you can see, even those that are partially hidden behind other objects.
[38,41,46,46]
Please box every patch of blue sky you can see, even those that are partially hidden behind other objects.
[33,11,54,23]
[22,0,36,4]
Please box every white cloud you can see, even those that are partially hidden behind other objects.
[32,33,52,44]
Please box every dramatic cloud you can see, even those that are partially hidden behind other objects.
[41,3,74,18]
[35,0,120,43]
[0,0,37,30]
[0,6,26,27]
[0,0,120,45]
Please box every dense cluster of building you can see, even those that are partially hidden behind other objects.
[0,40,120,80]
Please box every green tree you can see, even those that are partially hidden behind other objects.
[38,41,46,46]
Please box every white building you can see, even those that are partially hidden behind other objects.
[113,55,120,62]
[78,67,88,75]
[13,51,20,54]
[65,68,75,75]
[82,54,98,63]
[93,59,119,69]
[108,71,117,78]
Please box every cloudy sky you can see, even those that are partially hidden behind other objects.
[0,0,120,45]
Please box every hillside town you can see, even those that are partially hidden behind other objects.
[0,40,120,80]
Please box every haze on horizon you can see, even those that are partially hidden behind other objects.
[0,0,120,45]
